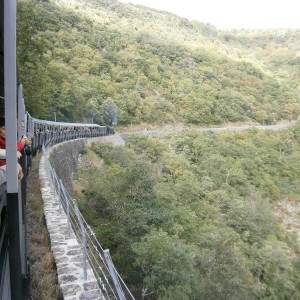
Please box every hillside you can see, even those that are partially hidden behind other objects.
[17,1,300,298]
[17,0,300,126]
[73,126,300,299]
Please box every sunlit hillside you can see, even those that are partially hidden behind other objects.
[17,0,300,126]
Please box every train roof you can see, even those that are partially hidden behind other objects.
[31,117,103,128]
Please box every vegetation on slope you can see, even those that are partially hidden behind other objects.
[18,0,300,298]
[17,0,300,125]
[74,124,300,299]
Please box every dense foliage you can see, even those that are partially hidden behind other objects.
[17,0,300,298]
[16,0,300,298]
[17,0,300,125]
[74,125,300,299]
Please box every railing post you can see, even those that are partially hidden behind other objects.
[75,202,87,280]
[60,185,71,238]
[103,249,125,300]
[51,169,56,195]
[58,179,62,213]
[66,194,71,238]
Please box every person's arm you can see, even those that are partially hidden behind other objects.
[17,139,25,151]
[0,149,21,159]
[0,149,6,159]
[0,165,6,186]
[17,164,23,180]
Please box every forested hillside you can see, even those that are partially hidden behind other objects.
[17,0,300,125]
[74,125,300,299]
[17,1,300,299]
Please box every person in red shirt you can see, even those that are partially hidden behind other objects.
[0,117,25,167]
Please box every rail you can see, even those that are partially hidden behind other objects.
[42,141,135,300]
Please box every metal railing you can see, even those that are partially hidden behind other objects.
[42,144,135,300]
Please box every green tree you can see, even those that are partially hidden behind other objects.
[133,230,197,299]
[100,98,119,125]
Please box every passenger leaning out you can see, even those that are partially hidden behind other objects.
[0,117,24,181]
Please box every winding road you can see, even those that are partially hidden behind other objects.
[116,121,297,138]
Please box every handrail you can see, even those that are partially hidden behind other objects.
[42,140,135,300]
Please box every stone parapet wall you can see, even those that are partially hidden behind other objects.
[39,139,103,300]
[39,135,125,299]
[49,138,87,195]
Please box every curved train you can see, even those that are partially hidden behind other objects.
[0,1,113,298]
[28,114,114,151]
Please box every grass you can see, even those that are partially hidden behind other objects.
[26,152,62,300]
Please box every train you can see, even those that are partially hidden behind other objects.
[27,115,114,151]
[0,1,113,298]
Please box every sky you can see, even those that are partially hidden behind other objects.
[119,0,300,30]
